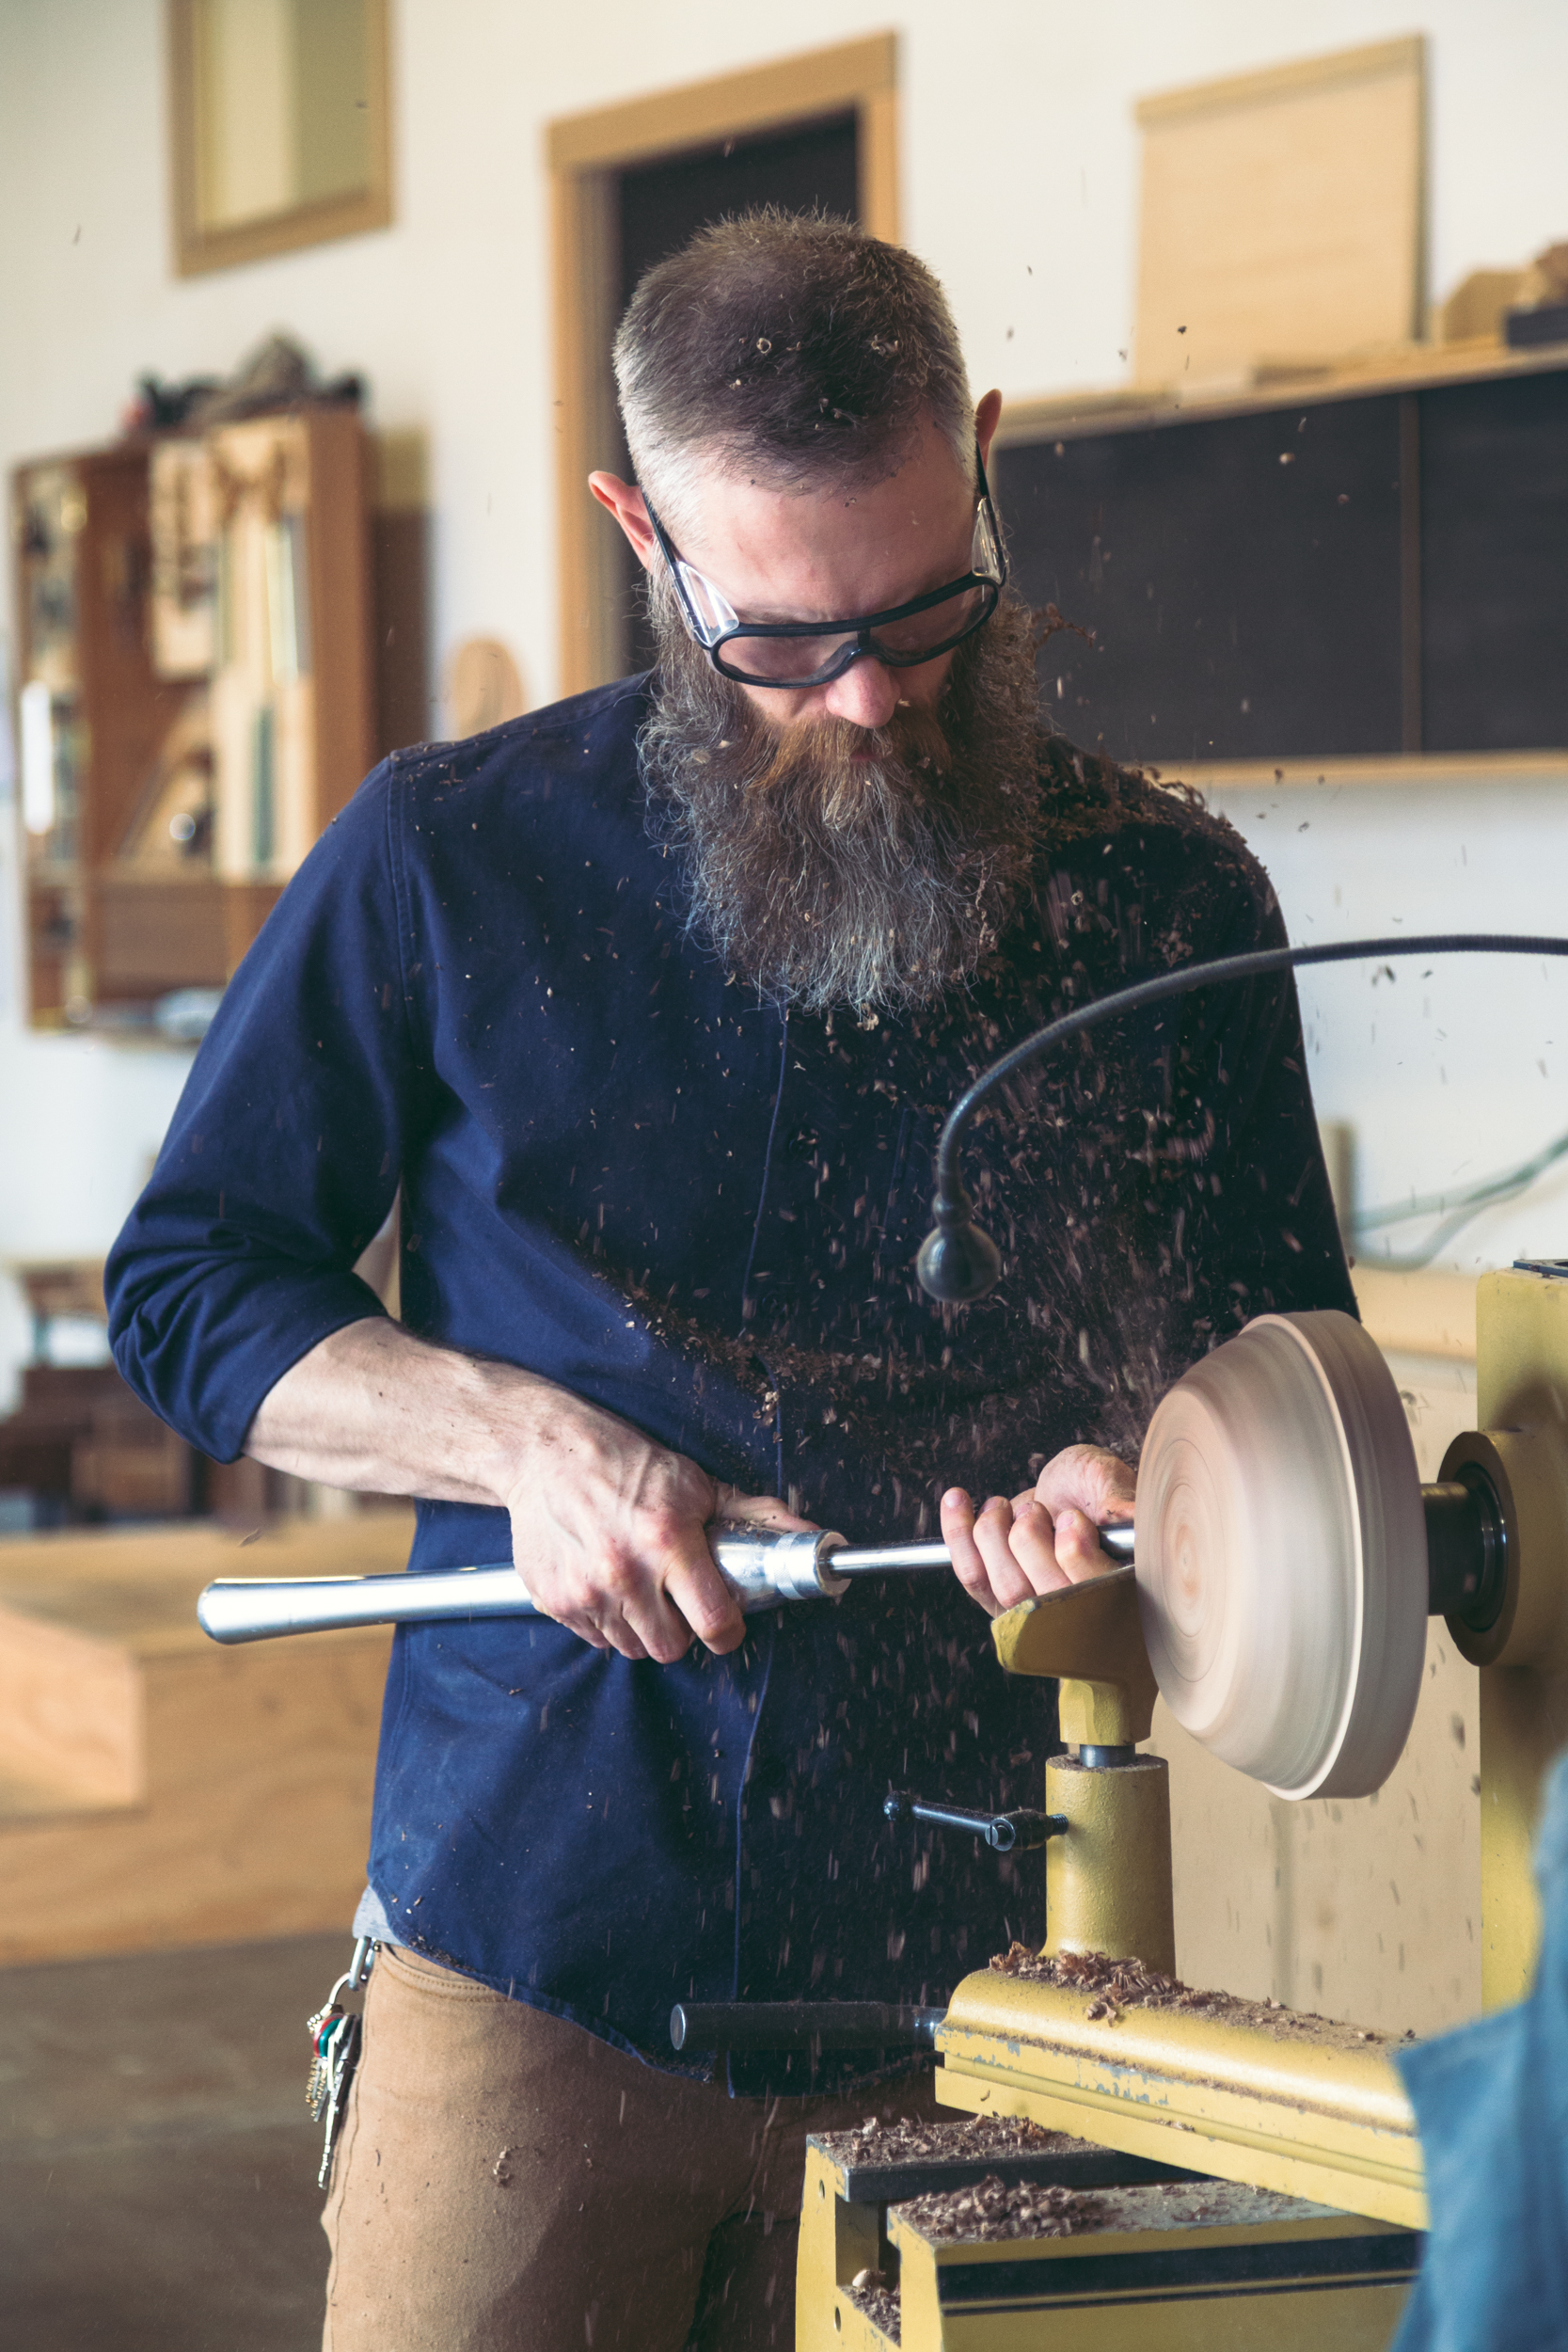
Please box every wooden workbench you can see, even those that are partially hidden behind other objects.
[0,1511,413,1965]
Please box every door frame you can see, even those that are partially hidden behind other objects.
[546,33,900,697]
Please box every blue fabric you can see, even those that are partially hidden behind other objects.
[1394,1753,1568,2351]
[106,678,1354,2085]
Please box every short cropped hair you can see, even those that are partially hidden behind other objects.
[612,209,974,538]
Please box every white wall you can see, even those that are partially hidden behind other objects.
[1206,772,1568,1274]
[2,0,1567,1407]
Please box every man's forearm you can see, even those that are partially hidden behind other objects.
[243,1316,562,1506]
[243,1316,780,1663]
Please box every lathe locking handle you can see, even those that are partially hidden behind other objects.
[883,1790,1069,1853]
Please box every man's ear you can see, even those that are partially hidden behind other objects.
[589,472,658,573]
[975,389,1003,470]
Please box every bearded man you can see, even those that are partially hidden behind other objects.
[105,213,1354,2351]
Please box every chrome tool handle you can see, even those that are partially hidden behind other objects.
[197,1524,849,1645]
[709,1525,849,1607]
[197,1564,530,1644]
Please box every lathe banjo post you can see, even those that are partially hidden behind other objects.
[990,1565,1177,1979]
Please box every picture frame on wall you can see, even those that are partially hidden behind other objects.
[167,0,391,278]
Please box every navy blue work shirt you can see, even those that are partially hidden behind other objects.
[106,677,1354,2084]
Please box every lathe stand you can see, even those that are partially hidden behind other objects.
[796,2120,1420,2351]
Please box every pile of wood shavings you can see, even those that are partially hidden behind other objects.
[898,2172,1102,2243]
[990,1943,1223,2022]
[990,1945,1411,2049]
[816,2110,1075,2164]
[847,2269,901,2336]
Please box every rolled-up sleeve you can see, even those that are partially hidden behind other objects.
[105,762,433,1461]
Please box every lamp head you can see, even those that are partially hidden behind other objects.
[914,1186,1002,1303]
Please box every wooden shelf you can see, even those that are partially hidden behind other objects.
[996,336,1568,449]
[11,410,375,1026]
[1154,749,1568,790]
[90,872,284,998]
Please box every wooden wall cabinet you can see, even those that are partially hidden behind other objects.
[11,405,374,1028]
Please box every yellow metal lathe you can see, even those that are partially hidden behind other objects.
[796,1265,1568,2349]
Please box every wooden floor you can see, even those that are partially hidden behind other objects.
[1,1931,343,2352]
[0,1513,412,1966]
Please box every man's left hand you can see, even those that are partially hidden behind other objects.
[941,1445,1135,1617]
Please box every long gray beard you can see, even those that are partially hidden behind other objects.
[639,577,1049,1015]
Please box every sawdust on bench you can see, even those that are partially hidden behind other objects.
[847,2269,902,2337]
[990,1944,1417,2051]
[816,2111,1082,2166]
[899,2171,1104,2242]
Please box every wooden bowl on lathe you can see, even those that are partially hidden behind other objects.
[1134,1311,1429,1801]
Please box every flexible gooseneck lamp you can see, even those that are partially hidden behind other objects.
[915,932,1568,1305]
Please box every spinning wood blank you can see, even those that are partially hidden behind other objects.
[1135,1310,1428,1800]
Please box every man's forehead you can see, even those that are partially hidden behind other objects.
[678,421,974,587]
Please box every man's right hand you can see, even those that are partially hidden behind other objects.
[499,1386,811,1662]
[242,1315,811,1665]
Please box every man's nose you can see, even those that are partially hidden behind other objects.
[822,656,900,731]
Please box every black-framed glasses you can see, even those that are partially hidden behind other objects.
[641,447,1007,690]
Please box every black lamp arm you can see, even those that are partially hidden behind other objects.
[916,931,1568,1304]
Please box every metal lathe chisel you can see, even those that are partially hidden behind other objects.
[196,1521,1137,1645]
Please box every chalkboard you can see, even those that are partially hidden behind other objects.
[1420,369,1568,753]
[995,361,1568,765]
[994,397,1406,767]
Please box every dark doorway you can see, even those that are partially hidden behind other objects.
[609,113,860,675]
